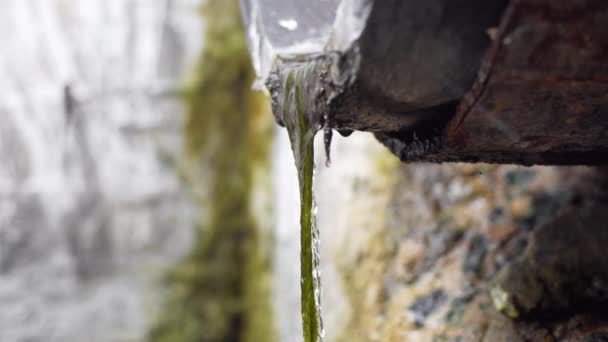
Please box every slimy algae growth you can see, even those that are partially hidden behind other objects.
[273,61,327,342]
[283,71,323,342]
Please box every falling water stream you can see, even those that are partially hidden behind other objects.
[242,0,371,336]
[256,2,371,339]
[271,59,329,342]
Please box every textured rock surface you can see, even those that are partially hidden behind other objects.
[0,1,201,340]
[313,132,608,341]
[377,0,608,165]
[260,0,608,165]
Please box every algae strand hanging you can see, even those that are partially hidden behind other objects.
[275,62,326,342]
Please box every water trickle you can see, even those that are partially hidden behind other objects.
[323,128,333,167]
[270,59,327,342]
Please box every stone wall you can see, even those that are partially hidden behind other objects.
[314,133,608,341]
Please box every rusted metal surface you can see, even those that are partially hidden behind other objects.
[378,0,608,165]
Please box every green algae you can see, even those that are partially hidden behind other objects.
[279,66,323,342]
[149,1,275,341]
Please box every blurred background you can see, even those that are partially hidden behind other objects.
[1,1,605,342]
[0,0,291,340]
[0,0,202,340]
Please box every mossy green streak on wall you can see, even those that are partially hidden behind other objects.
[149,0,275,341]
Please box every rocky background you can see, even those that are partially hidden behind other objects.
[316,134,608,341]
